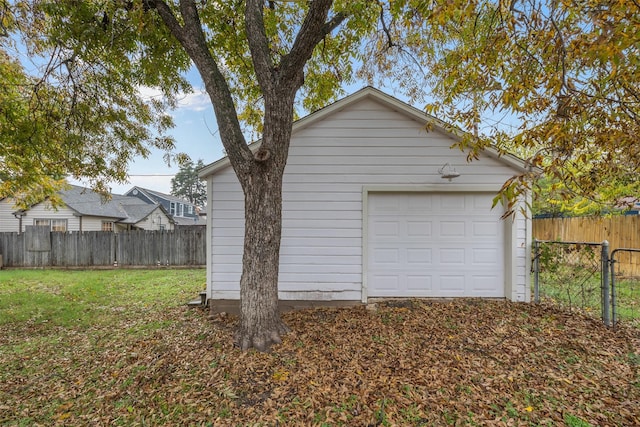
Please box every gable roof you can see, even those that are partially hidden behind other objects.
[11,185,175,225]
[117,203,163,224]
[59,185,140,219]
[199,86,529,179]
[125,186,195,206]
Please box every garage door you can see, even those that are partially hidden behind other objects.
[367,192,504,298]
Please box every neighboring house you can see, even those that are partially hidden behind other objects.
[0,185,175,233]
[124,187,204,226]
[619,196,640,215]
[199,87,533,307]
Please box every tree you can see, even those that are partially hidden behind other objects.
[0,2,184,207]
[151,0,366,351]
[6,0,639,351]
[170,159,206,207]
[5,0,380,351]
[533,174,639,218]
[413,0,640,215]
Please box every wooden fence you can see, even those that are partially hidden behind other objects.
[533,215,640,276]
[0,226,206,268]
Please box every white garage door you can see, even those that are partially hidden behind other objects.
[367,192,504,298]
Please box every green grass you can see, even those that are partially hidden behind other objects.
[613,277,640,325]
[1,269,638,426]
[0,269,205,329]
[534,242,640,324]
[535,265,640,325]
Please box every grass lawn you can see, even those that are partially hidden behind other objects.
[1,269,639,426]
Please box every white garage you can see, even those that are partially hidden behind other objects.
[200,87,532,306]
[366,192,505,298]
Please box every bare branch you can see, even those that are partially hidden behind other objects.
[376,0,396,50]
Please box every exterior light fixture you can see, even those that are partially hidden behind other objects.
[438,163,461,181]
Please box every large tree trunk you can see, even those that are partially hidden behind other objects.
[236,166,290,351]
[235,91,295,351]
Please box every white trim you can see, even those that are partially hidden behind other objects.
[361,189,370,303]
[363,184,503,193]
[524,192,533,302]
[504,201,517,300]
[362,185,514,302]
[205,176,214,300]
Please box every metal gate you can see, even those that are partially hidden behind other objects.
[610,248,640,327]
[532,240,610,324]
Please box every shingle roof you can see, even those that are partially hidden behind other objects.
[59,186,129,218]
[117,203,160,224]
[172,215,205,226]
[130,187,192,205]
[59,185,167,224]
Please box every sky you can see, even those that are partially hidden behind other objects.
[71,79,225,196]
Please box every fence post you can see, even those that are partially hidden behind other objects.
[610,249,617,328]
[601,240,610,326]
[533,239,540,303]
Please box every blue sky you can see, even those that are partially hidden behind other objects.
[69,72,524,197]
[73,76,378,196]
[73,80,224,195]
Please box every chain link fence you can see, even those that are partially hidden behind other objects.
[533,240,640,328]
[532,240,609,323]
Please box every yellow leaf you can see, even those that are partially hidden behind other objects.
[272,370,289,382]
[56,412,72,421]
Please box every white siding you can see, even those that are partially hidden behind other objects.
[208,95,529,301]
[133,208,174,231]
[0,200,81,232]
[80,216,118,231]
[0,199,21,232]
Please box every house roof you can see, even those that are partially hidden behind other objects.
[126,186,194,206]
[117,203,163,224]
[199,86,529,179]
[58,185,143,219]
[21,185,174,225]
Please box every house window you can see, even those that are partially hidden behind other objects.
[51,219,67,231]
[170,202,176,215]
[101,221,114,232]
[34,219,67,232]
[178,203,184,217]
[34,219,49,227]
[187,205,193,215]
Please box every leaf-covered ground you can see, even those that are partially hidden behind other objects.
[1,296,639,426]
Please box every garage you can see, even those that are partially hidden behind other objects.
[367,192,505,298]
[202,87,531,304]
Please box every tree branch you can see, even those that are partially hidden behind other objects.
[151,0,253,170]
[376,0,396,50]
[279,0,346,89]
[245,0,276,93]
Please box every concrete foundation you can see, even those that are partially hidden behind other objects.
[208,299,362,316]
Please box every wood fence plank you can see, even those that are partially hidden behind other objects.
[534,216,640,275]
[0,228,206,268]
